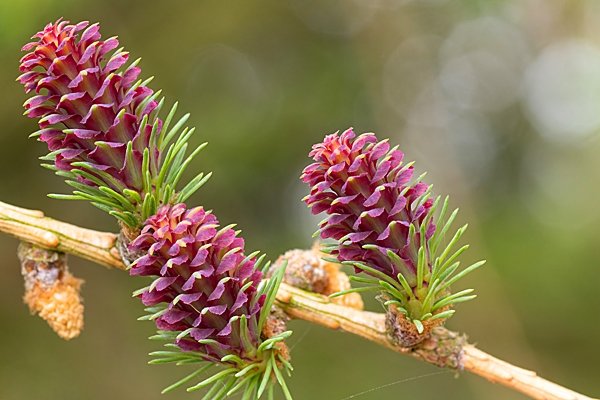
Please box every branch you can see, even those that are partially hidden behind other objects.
[0,200,596,400]
[276,284,595,400]
[0,201,124,270]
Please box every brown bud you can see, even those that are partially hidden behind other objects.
[409,326,468,369]
[270,243,364,310]
[18,242,84,340]
[385,302,447,348]
[117,224,144,267]
[261,306,291,363]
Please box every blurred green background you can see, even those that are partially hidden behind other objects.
[1,0,599,399]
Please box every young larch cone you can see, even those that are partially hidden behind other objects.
[302,128,483,345]
[302,129,434,295]
[19,19,158,194]
[130,204,293,398]
[18,242,84,340]
[18,19,206,231]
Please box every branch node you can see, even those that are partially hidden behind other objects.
[385,302,446,348]
[409,327,468,370]
[116,228,144,267]
[261,306,291,363]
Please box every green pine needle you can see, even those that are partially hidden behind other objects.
[413,319,424,334]
[272,353,293,400]
[257,359,273,398]
[177,171,212,203]
[161,364,212,394]
[435,260,486,295]
[258,260,287,331]
[187,368,237,392]
[329,286,380,298]
[47,193,86,201]
[429,309,456,321]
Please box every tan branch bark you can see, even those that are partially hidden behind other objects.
[0,199,596,400]
[461,346,594,400]
[276,284,596,400]
[0,201,125,270]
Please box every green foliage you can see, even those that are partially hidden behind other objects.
[330,194,485,333]
[44,99,210,229]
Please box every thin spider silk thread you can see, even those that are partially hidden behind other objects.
[290,325,313,352]
[341,370,453,400]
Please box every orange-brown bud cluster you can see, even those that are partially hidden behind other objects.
[18,242,84,340]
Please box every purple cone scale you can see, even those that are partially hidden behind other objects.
[302,128,435,291]
[129,203,265,362]
[18,19,159,192]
